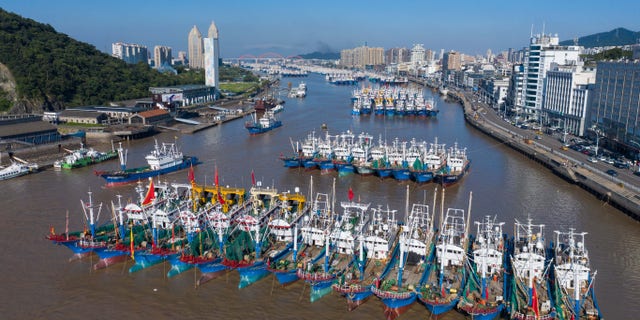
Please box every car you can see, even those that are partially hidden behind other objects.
[587,157,598,163]
[634,171,640,177]
[614,161,630,169]
[606,169,618,177]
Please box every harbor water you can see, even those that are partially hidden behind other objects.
[2,73,637,319]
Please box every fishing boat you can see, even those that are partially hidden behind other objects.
[97,140,198,187]
[551,229,602,320]
[458,215,508,320]
[298,187,369,302]
[245,110,282,135]
[280,138,303,168]
[226,182,280,288]
[418,192,471,317]
[509,219,555,320]
[388,139,411,181]
[266,187,309,286]
[372,187,436,320]
[295,192,333,293]
[54,143,118,170]
[0,161,37,180]
[410,137,446,184]
[47,191,110,260]
[436,142,470,187]
[332,205,399,310]
[351,132,374,175]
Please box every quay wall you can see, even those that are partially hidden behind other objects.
[453,89,640,220]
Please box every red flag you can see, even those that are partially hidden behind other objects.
[142,179,155,205]
[217,190,225,204]
[251,170,256,186]
[188,164,195,183]
[214,165,219,187]
[348,187,354,201]
[531,280,539,318]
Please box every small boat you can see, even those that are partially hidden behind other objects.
[551,229,603,320]
[54,143,118,170]
[457,215,508,320]
[97,140,198,187]
[245,110,282,135]
[0,161,37,180]
[418,192,472,317]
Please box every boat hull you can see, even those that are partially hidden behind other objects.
[100,156,198,186]
[129,251,178,273]
[419,296,460,316]
[246,121,282,135]
[94,248,130,270]
[411,171,434,183]
[372,289,417,320]
[237,261,270,289]
[271,269,300,286]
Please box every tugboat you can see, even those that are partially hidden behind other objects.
[245,110,282,135]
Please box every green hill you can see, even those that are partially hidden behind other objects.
[559,27,640,48]
[0,9,204,113]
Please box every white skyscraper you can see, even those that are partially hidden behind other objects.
[519,33,581,121]
[204,21,220,88]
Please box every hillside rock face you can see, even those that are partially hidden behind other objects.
[0,62,64,114]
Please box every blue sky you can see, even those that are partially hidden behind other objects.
[2,0,639,58]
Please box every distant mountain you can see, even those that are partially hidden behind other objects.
[299,51,340,60]
[560,27,640,48]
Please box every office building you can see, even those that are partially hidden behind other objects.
[154,46,172,69]
[112,42,148,64]
[188,25,203,69]
[543,64,595,136]
[204,21,220,88]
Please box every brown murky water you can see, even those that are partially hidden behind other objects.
[2,74,636,319]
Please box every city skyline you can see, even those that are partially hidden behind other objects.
[2,0,639,58]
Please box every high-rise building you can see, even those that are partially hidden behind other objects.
[340,45,384,68]
[442,51,461,72]
[543,63,595,136]
[154,46,172,69]
[112,42,148,64]
[410,44,426,65]
[590,61,640,155]
[204,21,220,88]
[188,25,203,69]
[518,33,581,122]
[385,47,409,64]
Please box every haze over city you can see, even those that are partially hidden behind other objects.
[2,0,639,57]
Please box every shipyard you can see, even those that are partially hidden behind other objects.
[2,3,640,320]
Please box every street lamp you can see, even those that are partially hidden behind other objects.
[591,124,602,157]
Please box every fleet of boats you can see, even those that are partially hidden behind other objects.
[47,171,603,319]
[280,130,470,185]
[288,82,307,98]
[351,86,439,117]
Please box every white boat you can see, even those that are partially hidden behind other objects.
[0,161,36,180]
[552,229,603,319]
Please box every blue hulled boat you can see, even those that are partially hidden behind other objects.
[97,140,198,187]
[245,110,282,135]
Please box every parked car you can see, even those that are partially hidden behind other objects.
[614,161,630,169]
[633,171,640,177]
[587,157,598,163]
[606,169,618,177]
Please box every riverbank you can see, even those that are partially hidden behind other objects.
[450,88,640,220]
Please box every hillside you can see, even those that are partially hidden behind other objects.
[0,9,200,113]
[559,27,640,47]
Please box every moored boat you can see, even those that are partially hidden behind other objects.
[509,219,556,320]
[373,187,436,320]
[245,110,282,135]
[54,143,118,170]
[97,140,198,187]
[457,215,508,320]
[551,229,603,320]
[418,192,472,317]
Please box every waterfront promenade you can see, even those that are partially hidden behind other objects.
[449,86,640,219]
